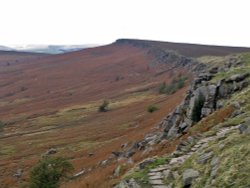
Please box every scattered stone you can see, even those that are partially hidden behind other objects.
[230,110,243,118]
[197,151,214,164]
[239,124,250,134]
[182,169,200,187]
[149,179,164,185]
[100,159,108,166]
[219,143,225,149]
[114,165,121,177]
[211,156,220,167]
[169,156,186,165]
[73,169,85,178]
[112,151,123,157]
[149,174,162,180]
[172,150,184,157]
[162,169,172,179]
[231,101,241,109]
[152,185,171,188]
[187,136,194,144]
[114,178,141,188]
[149,167,169,173]
[45,148,57,155]
[13,169,23,178]
[121,142,128,149]
[172,171,180,180]
[148,172,162,177]
[139,158,155,169]
[88,152,94,157]
[127,158,134,165]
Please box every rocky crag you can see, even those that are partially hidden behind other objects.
[113,53,250,188]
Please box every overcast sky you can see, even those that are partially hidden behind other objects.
[0,0,250,47]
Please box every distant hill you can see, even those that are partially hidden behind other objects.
[0,45,14,51]
[8,44,99,54]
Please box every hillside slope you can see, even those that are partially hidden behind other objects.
[0,40,250,188]
[115,53,250,188]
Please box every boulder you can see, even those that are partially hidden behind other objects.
[182,169,199,187]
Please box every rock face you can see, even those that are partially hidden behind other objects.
[182,169,200,187]
[160,71,249,139]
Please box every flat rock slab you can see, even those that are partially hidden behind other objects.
[152,185,170,188]
[148,172,162,176]
[149,175,162,180]
[149,167,168,173]
[149,179,164,185]
[169,157,186,165]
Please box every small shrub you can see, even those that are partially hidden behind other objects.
[159,82,167,94]
[0,121,4,131]
[29,156,73,188]
[159,76,187,95]
[147,105,158,113]
[98,100,109,112]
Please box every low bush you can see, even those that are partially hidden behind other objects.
[98,100,109,112]
[29,156,73,188]
[147,105,158,113]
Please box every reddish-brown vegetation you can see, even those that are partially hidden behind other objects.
[0,40,249,188]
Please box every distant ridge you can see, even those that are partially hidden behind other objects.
[115,39,250,57]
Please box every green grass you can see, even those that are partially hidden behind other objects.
[208,53,250,83]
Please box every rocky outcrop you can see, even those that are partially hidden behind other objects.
[160,71,249,139]
[116,39,197,69]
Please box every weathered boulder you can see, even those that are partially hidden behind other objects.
[182,169,199,187]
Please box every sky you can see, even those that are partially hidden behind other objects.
[0,0,250,47]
